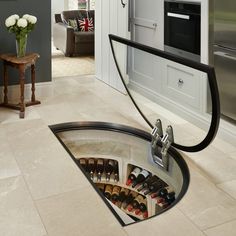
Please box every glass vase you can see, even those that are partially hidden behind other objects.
[16,34,27,58]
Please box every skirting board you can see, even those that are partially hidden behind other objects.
[0,82,53,103]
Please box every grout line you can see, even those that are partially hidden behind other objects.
[203,218,236,232]
[176,206,206,235]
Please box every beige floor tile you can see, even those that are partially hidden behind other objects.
[0,128,21,180]
[0,176,46,236]
[187,146,236,184]
[125,208,204,236]
[229,152,236,161]
[211,137,236,155]
[35,102,85,125]
[178,168,236,230]
[204,220,236,236]
[36,187,127,236]
[217,180,236,200]
[4,119,89,200]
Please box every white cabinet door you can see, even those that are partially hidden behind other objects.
[95,0,129,93]
[130,0,164,50]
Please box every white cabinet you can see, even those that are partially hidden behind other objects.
[162,60,202,111]
[95,0,130,93]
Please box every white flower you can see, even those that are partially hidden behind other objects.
[5,16,16,27]
[28,15,37,24]
[22,14,30,20]
[17,18,28,28]
[12,14,20,20]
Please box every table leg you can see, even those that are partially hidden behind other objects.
[26,63,40,107]
[19,65,25,119]
[31,64,36,102]
[3,62,8,104]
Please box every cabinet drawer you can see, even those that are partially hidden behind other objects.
[163,62,200,109]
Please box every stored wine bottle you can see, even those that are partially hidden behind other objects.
[105,159,115,182]
[159,186,174,198]
[104,185,113,200]
[165,192,175,204]
[111,186,121,202]
[135,198,147,215]
[87,158,96,180]
[127,195,145,212]
[132,169,150,188]
[96,183,105,193]
[114,161,119,182]
[78,158,87,172]
[143,211,148,219]
[126,167,141,186]
[144,178,166,195]
[119,188,130,202]
[156,201,169,211]
[122,191,138,209]
[137,175,158,192]
[96,158,104,181]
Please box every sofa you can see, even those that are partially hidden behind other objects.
[53,10,95,57]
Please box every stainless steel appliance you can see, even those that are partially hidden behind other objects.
[164,0,201,62]
[210,0,236,122]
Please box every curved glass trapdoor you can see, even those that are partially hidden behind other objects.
[109,35,220,152]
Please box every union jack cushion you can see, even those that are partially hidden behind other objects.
[78,18,94,32]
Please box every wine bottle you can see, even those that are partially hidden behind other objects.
[159,186,174,198]
[143,211,148,219]
[96,183,105,193]
[144,178,166,195]
[119,188,130,202]
[137,175,158,192]
[127,195,145,212]
[165,192,175,204]
[96,158,104,181]
[78,158,87,171]
[114,161,119,182]
[126,167,141,186]
[104,185,113,200]
[105,159,115,182]
[132,169,150,188]
[156,201,169,211]
[87,158,96,180]
[111,186,121,202]
[122,191,138,209]
[135,198,147,215]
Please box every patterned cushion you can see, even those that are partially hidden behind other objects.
[68,19,79,31]
[78,18,94,32]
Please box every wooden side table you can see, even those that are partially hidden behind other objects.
[0,53,41,118]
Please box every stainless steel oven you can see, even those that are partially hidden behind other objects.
[164,0,201,62]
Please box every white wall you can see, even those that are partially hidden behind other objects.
[95,0,130,93]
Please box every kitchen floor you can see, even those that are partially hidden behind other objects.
[0,75,236,236]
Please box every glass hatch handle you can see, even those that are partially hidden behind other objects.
[121,0,126,8]
[151,120,174,171]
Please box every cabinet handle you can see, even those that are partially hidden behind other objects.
[121,0,126,8]
[178,79,184,86]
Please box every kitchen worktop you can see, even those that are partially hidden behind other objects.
[0,75,236,236]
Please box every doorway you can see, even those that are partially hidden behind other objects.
[51,0,95,79]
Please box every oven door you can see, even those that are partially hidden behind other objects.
[164,2,201,61]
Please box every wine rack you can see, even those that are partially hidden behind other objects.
[77,157,176,223]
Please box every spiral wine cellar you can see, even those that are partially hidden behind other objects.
[50,35,220,226]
